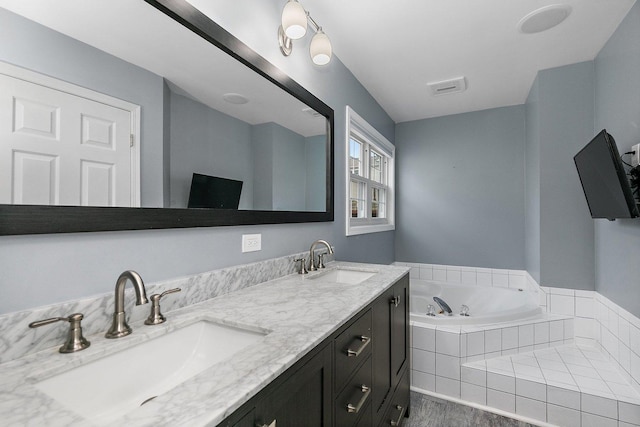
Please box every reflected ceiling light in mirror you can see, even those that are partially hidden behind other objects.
[278,0,332,66]
[223,93,249,105]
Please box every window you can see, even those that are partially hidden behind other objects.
[346,106,395,236]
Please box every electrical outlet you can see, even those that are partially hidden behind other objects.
[242,234,261,253]
[632,143,640,167]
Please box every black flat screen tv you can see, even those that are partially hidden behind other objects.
[187,173,243,209]
[574,129,639,220]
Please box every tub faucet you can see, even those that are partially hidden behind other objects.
[308,240,334,271]
[433,296,453,316]
[106,270,149,338]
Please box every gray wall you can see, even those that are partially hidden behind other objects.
[593,2,640,317]
[271,124,306,210]
[251,122,321,211]
[525,62,596,290]
[251,123,275,210]
[170,91,325,211]
[162,81,172,208]
[525,78,541,282]
[0,2,395,314]
[169,91,254,209]
[395,106,526,269]
[251,122,308,211]
[305,135,327,212]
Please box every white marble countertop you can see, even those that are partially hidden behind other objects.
[0,261,409,427]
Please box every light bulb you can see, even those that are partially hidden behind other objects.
[310,29,332,65]
[282,0,307,40]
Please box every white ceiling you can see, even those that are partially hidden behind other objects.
[1,0,636,127]
[308,0,636,123]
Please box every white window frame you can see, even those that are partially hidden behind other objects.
[346,106,395,236]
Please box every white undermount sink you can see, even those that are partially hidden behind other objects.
[34,320,266,425]
[308,268,377,284]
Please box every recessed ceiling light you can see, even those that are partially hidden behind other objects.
[223,93,249,104]
[518,4,572,34]
[302,107,322,118]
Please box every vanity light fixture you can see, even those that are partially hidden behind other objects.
[281,0,307,39]
[278,0,332,66]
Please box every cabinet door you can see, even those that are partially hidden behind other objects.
[390,275,409,386]
[371,285,393,415]
[372,274,410,421]
[254,343,333,427]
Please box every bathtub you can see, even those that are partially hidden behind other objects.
[410,279,541,325]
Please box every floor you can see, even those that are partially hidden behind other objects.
[406,392,535,427]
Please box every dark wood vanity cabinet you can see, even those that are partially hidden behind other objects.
[219,343,333,427]
[218,273,409,427]
[254,343,333,427]
[372,275,410,426]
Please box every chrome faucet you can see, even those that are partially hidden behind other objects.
[308,240,334,271]
[106,270,149,338]
[433,296,452,316]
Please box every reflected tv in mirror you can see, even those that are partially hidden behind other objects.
[574,129,639,220]
[187,173,243,209]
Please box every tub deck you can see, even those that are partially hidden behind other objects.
[411,311,640,426]
[462,343,640,426]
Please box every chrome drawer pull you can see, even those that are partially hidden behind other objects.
[346,385,371,413]
[390,405,405,426]
[346,335,371,357]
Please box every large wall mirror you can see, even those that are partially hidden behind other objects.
[0,0,334,235]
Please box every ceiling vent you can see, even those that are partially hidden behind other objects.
[427,77,467,96]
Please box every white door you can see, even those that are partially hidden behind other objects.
[0,68,139,207]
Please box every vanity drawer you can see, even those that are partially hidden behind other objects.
[378,368,409,427]
[335,356,372,427]
[335,309,372,392]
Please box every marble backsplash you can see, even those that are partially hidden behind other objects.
[0,250,331,364]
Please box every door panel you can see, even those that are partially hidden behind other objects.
[391,277,409,384]
[0,72,134,206]
[255,343,332,427]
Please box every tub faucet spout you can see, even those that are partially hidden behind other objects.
[433,296,452,315]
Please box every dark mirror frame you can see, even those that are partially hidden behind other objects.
[0,0,334,235]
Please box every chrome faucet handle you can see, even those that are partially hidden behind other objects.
[29,313,91,353]
[317,252,327,269]
[294,258,308,275]
[145,288,181,325]
[460,304,470,316]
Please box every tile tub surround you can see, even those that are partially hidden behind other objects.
[537,284,640,394]
[403,261,640,425]
[0,250,335,364]
[0,261,409,426]
[395,262,532,291]
[410,314,575,399]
